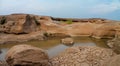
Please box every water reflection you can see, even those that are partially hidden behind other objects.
[0,37,109,61]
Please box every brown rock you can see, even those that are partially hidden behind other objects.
[66,23,96,36]
[107,38,120,54]
[5,44,51,66]
[61,37,74,45]
[103,55,120,66]
[51,46,116,66]
[0,14,39,34]
[92,23,118,39]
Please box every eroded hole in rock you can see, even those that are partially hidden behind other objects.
[0,17,7,25]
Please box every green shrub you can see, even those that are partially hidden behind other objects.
[61,19,73,24]
[66,19,73,24]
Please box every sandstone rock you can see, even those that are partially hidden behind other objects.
[0,61,8,66]
[103,55,120,66]
[66,23,96,36]
[107,38,120,54]
[0,14,39,34]
[92,23,118,39]
[0,49,1,54]
[0,31,45,44]
[5,44,51,66]
[43,32,70,38]
[51,46,116,66]
[61,37,74,45]
[40,16,52,21]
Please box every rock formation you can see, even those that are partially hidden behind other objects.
[107,38,120,54]
[92,23,118,39]
[0,13,120,44]
[103,55,120,66]
[0,49,1,54]
[51,46,116,66]
[0,14,40,34]
[5,44,51,66]
[61,37,74,45]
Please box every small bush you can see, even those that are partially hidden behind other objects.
[61,19,73,24]
[66,19,73,24]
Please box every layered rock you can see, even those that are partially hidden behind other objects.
[0,31,45,44]
[51,46,116,66]
[92,23,119,39]
[5,44,51,66]
[0,14,119,44]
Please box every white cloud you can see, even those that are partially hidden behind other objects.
[89,0,120,15]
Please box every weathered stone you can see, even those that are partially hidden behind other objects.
[103,55,120,66]
[92,23,118,39]
[107,38,120,54]
[0,31,45,44]
[0,14,39,34]
[0,49,1,54]
[5,44,51,66]
[61,37,74,45]
[51,46,116,66]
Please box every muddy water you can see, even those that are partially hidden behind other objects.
[0,37,109,61]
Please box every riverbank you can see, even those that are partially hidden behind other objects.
[0,14,120,44]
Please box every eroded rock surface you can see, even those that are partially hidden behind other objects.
[61,37,74,45]
[107,38,120,54]
[103,55,120,66]
[51,46,116,66]
[0,14,120,44]
[0,14,40,34]
[92,23,120,39]
[0,31,45,44]
[5,44,51,66]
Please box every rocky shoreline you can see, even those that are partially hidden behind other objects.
[0,14,120,44]
[2,44,119,66]
[0,13,120,66]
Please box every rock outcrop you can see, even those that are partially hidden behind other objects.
[0,31,45,44]
[107,38,120,54]
[92,23,120,39]
[0,14,40,34]
[5,44,51,66]
[51,46,116,66]
[0,13,119,44]
[0,49,1,54]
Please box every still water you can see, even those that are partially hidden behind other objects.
[0,37,109,61]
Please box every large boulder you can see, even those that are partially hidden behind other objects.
[5,44,51,66]
[51,46,116,66]
[103,55,120,66]
[0,14,39,34]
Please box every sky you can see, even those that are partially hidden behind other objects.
[0,0,120,20]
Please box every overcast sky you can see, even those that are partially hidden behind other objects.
[0,0,120,20]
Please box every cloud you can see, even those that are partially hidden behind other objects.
[89,0,120,15]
